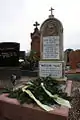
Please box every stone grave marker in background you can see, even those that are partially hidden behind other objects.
[75,50,80,68]
[39,8,65,79]
[64,49,73,67]
[69,49,80,69]
[0,42,21,87]
[31,21,40,58]
[0,42,20,66]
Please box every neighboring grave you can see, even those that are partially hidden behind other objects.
[0,42,21,86]
[39,8,65,79]
[69,49,80,69]
[0,42,20,66]
[31,21,40,58]
[64,49,73,67]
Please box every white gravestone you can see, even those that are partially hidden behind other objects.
[39,8,64,79]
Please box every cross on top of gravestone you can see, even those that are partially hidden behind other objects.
[33,21,40,28]
[49,7,54,16]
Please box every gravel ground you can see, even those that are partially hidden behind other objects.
[68,81,80,120]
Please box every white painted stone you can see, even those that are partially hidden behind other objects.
[43,36,59,59]
[39,61,63,78]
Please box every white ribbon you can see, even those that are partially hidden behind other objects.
[22,86,53,111]
[41,83,71,108]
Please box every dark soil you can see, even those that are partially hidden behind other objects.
[68,81,80,120]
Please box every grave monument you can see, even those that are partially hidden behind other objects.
[64,49,73,67]
[39,8,65,79]
[31,21,40,58]
[0,42,20,66]
[0,42,21,87]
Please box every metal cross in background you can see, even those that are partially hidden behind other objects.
[33,21,40,28]
[49,7,54,16]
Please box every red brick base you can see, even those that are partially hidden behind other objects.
[0,81,72,120]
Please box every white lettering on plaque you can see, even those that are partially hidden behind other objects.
[39,61,62,78]
[43,36,59,59]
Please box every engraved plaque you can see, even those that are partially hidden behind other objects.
[42,36,59,59]
[0,42,20,66]
[39,61,62,78]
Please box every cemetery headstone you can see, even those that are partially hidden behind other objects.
[0,42,20,66]
[31,21,40,58]
[69,49,80,69]
[39,8,65,79]
[64,49,73,67]
[0,42,21,86]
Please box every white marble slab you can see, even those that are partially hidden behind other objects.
[42,36,59,59]
[39,61,62,78]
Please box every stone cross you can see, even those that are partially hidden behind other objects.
[49,7,54,16]
[33,21,40,28]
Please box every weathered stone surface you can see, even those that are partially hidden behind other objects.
[39,61,65,78]
[40,18,63,60]
[64,49,73,66]
[64,49,80,69]
[69,51,76,69]
[69,50,80,69]
[39,10,64,78]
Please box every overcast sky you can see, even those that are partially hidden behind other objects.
[0,0,80,52]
